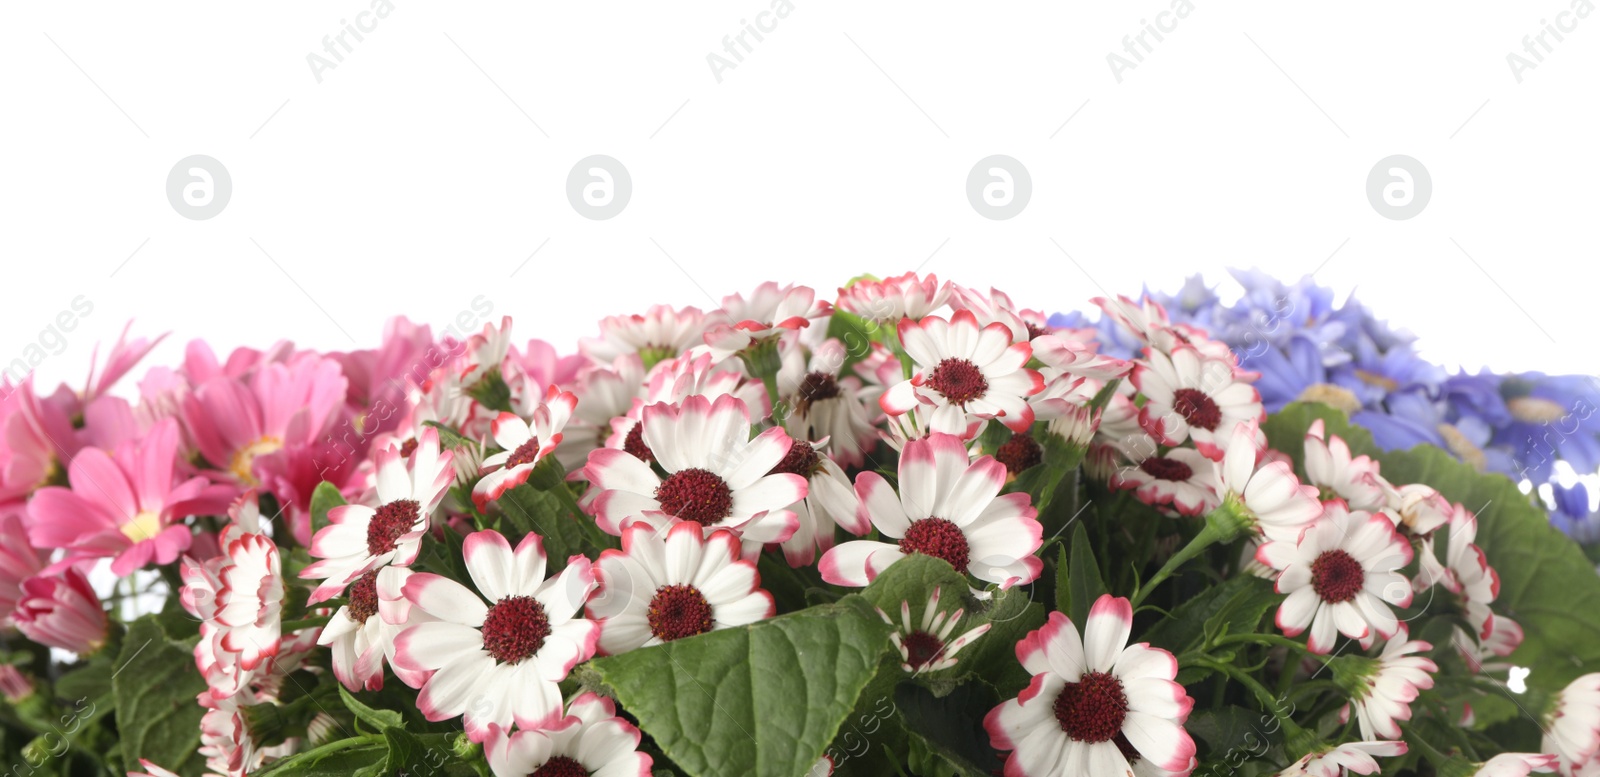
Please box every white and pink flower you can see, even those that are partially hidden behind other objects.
[985,596,1197,777]
[882,310,1044,434]
[1544,674,1600,774]
[580,304,708,368]
[1304,419,1387,511]
[13,568,108,654]
[318,565,432,691]
[473,385,578,508]
[484,693,652,777]
[770,438,865,567]
[821,432,1042,589]
[1132,344,1263,461]
[702,282,831,360]
[880,587,990,674]
[395,530,599,741]
[300,428,455,604]
[589,522,773,654]
[836,272,951,323]
[1110,448,1219,518]
[1258,503,1415,653]
[1279,741,1407,777]
[1216,421,1322,543]
[1342,626,1437,740]
[1472,754,1560,777]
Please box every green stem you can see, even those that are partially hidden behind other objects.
[1211,632,1328,661]
[1131,523,1222,608]
[1191,656,1298,731]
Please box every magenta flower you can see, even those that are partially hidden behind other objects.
[13,568,108,654]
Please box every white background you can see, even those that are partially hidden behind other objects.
[3,2,1598,393]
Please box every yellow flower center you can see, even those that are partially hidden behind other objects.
[1437,423,1486,472]
[229,436,284,485]
[1353,369,1399,392]
[1507,396,1566,424]
[121,510,163,542]
[1295,383,1362,415]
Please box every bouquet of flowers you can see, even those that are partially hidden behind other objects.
[1,273,1596,777]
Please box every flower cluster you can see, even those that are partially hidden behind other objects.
[0,273,1592,777]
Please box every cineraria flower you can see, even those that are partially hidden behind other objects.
[318,566,432,691]
[985,596,1197,777]
[183,355,348,487]
[1388,483,1451,537]
[0,665,33,703]
[880,587,990,674]
[194,531,284,672]
[1341,626,1437,740]
[1453,614,1523,674]
[588,522,773,655]
[702,282,832,361]
[1543,674,1600,772]
[395,530,599,741]
[484,694,652,777]
[1416,502,1499,639]
[301,428,455,604]
[580,304,708,368]
[472,385,578,509]
[1258,503,1415,653]
[1470,753,1560,777]
[26,419,234,575]
[460,316,515,386]
[770,438,866,567]
[554,354,645,470]
[822,433,1043,588]
[836,272,952,323]
[1032,333,1134,383]
[1279,741,1407,777]
[1215,421,1322,543]
[781,339,879,469]
[1304,419,1386,511]
[584,394,804,553]
[949,284,1053,343]
[882,310,1044,434]
[0,511,44,623]
[1132,344,1264,461]
[1110,448,1219,518]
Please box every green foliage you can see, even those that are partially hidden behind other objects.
[1066,522,1107,627]
[309,480,347,535]
[112,616,208,776]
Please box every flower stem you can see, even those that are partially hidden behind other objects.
[1130,523,1222,608]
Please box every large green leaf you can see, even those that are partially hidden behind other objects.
[494,483,600,571]
[1066,522,1106,627]
[1265,403,1600,691]
[893,680,1004,776]
[587,596,893,777]
[112,616,208,775]
[1141,574,1280,656]
[309,481,347,535]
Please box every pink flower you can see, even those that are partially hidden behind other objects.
[1132,344,1263,461]
[1341,626,1437,740]
[702,282,831,360]
[182,353,348,488]
[1258,503,1414,653]
[0,510,44,622]
[1280,741,1407,777]
[881,310,1045,434]
[14,568,108,654]
[836,272,952,323]
[484,694,652,777]
[27,419,234,575]
[473,385,578,509]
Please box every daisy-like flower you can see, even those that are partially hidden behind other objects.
[882,310,1044,434]
[948,284,1055,343]
[1215,421,1322,543]
[460,316,515,386]
[1132,344,1264,461]
[1279,741,1407,777]
[880,587,991,674]
[836,271,952,323]
[0,511,44,623]
[1453,613,1523,674]
[1543,674,1600,772]
[26,418,235,575]
[770,438,866,567]
[472,385,578,509]
[484,694,652,777]
[821,433,1043,589]
[584,394,805,553]
[1416,502,1500,639]
[1388,483,1451,538]
[1470,753,1560,777]
[394,530,599,741]
[781,339,879,469]
[1257,503,1415,653]
[580,304,708,368]
[984,596,1197,777]
[1341,626,1437,740]
[702,282,832,361]
[192,531,284,672]
[1031,334,1133,383]
[300,428,455,604]
[553,354,645,470]
[182,355,348,487]
[588,522,773,655]
[1109,448,1219,518]
[1304,419,1386,511]
[317,566,432,691]
[13,568,108,654]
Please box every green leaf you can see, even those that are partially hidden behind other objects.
[587,596,893,777]
[254,736,389,777]
[464,368,514,413]
[112,616,208,776]
[859,553,968,613]
[1142,575,1280,655]
[1067,523,1106,627]
[310,480,347,535]
[338,685,404,732]
[953,585,1047,698]
[1266,403,1600,692]
[1186,705,1284,766]
[824,310,883,373]
[1054,544,1071,616]
[893,680,1004,777]
[493,484,595,572]
[422,419,479,453]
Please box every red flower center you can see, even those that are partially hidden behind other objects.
[1054,670,1129,744]
[398,437,419,459]
[1172,388,1222,431]
[504,436,543,469]
[654,468,733,525]
[1025,322,1051,341]
[529,756,589,777]
[927,358,989,405]
[903,630,946,670]
[366,499,421,556]
[899,518,970,574]
[769,439,822,479]
[995,432,1042,475]
[796,371,842,414]
[480,595,552,665]
[647,584,714,642]
[1311,549,1365,603]
[347,570,380,624]
[1139,456,1194,482]
[623,422,654,464]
